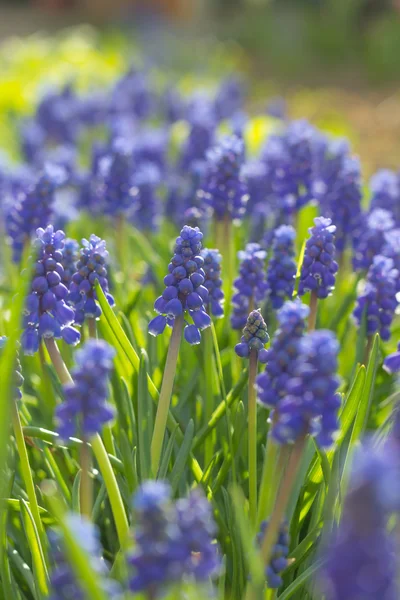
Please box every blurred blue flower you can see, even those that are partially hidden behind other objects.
[298,217,338,299]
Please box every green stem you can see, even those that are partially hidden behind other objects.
[364,335,373,366]
[257,432,279,526]
[151,315,183,477]
[87,318,97,339]
[260,438,306,575]
[80,441,92,519]
[248,349,258,528]
[11,401,46,550]
[203,326,215,468]
[91,434,129,547]
[45,337,129,547]
[308,290,318,332]
[222,215,234,310]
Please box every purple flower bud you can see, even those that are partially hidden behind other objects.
[184,324,201,345]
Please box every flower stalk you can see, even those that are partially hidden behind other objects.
[248,348,258,527]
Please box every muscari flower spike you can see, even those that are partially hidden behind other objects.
[129,481,219,595]
[55,339,115,440]
[100,137,136,218]
[68,234,115,326]
[370,169,400,225]
[384,343,400,374]
[201,248,224,318]
[298,217,338,299]
[235,309,269,363]
[320,441,400,600]
[231,243,268,330]
[272,330,341,447]
[131,161,161,232]
[383,229,400,290]
[49,514,122,600]
[257,300,309,409]
[199,134,249,222]
[266,225,297,309]
[22,225,80,356]
[353,255,398,342]
[148,225,211,345]
[0,337,24,401]
[61,238,79,287]
[257,520,290,589]
[353,208,395,272]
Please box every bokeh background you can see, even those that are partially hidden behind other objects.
[1,0,400,175]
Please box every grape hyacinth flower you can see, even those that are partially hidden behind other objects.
[320,442,400,600]
[49,514,122,600]
[383,229,400,290]
[231,243,268,330]
[257,520,290,588]
[129,481,219,595]
[149,226,210,475]
[266,225,297,309]
[384,343,400,374]
[68,235,115,327]
[148,225,210,345]
[199,134,249,222]
[353,255,398,342]
[370,169,400,225]
[101,138,136,218]
[201,248,224,318]
[313,139,362,254]
[61,238,79,287]
[235,310,269,363]
[22,225,80,356]
[6,164,66,262]
[131,162,161,232]
[55,339,115,440]
[353,209,395,272]
[178,106,215,172]
[272,330,340,447]
[257,300,309,409]
[0,337,24,401]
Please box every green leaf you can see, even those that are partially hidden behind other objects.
[157,425,179,480]
[278,559,325,600]
[170,420,194,494]
[350,334,380,442]
[137,350,152,481]
[19,499,49,597]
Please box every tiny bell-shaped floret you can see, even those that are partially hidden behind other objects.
[235,309,269,362]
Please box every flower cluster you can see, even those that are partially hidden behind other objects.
[353,209,395,272]
[201,248,224,317]
[257,300,309,409]
[6,165,66,262]
[131,162,161,232]
[257,520,290,588]
[68,235,114,326]
[55,339,115,439]
[178,104,215,172]
[298,217,338,299]
[370,169,400,225]
[266,225,297,308]
[22,226,80,355]
[61,238,79,286]
[383,229,400,290]
[101,138,136,217]
[384,343,400,374]
[129,481,219,595]
[231,243,268,330]
[235,310,269,362]
[0,337,24,401]
[353,255,398,341]
[199,135,249,222]
[320,441,400,600]
[272,330,341,447]
[148,226,211,345]
[49,514,121,600]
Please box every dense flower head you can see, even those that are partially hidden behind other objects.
[111,67,154,120]
[132,128,168,173]
[0,337,24,401]
[61,238,79,287]
[49,514,121,600]
[384,343,400,374]
[353,209,395,272]
[257,300,309,409]
[100,138,136,217]
[178,106,216,172]
[148,226,210,345]
[163,86,185,123]
[257,520,290,588]
[272,330,341,446]
[298,217,338,299]
[313,140,363,253]
[370,169,400,224]
[55,339,115,439]
[35,84,80,146]
[68,235,114,326]
[199,134,249,222]
[266,225,297,308]
[383,229,400,290]
[261,119,320,214]
[235,309,269,362]
[214,76,245,121]
[231,243,268,330]
[353,255,398,341]
[22,225,80,355]
[320,442,400,600]
[6,164,66,262]
[201,248,224,317]
[129,481,219,595]
[131,162,161,231]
